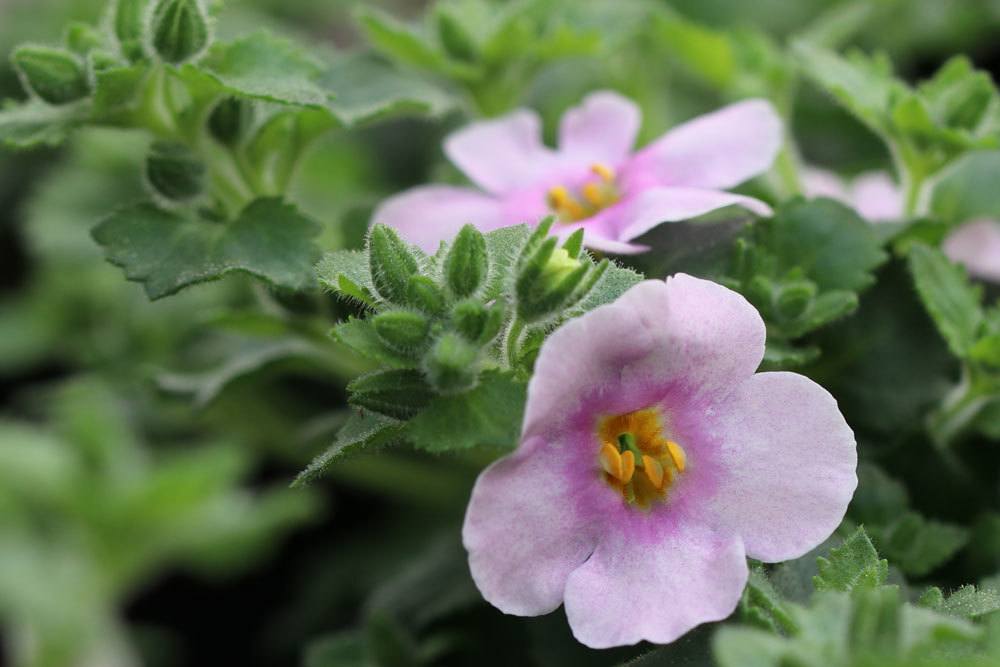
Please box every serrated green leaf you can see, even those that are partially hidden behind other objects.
[92,197,321,299]
[739,566,799,635]
[0,100,82,148]
[481,223,531,300]
[294,412,402,486]
[406,370,526,452]
[567,261,643,314]
[907,243,984,357]
[196,31,328,106]
[921,585,1000,620]
[322,53,455,127]
[814,527,888,592]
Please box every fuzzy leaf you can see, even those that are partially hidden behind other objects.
[92,198,321,299]
[332,318,414,369]
[406,370,526,452]
[0,101,82,148]
[317,250,376,306]
[921,585,1000,620]
[876,512,969,577]
[907,242,984,358]
[294,412,402,486]
[814,527,889,592]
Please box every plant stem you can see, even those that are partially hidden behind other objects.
[505,317,525,369]
[927,366,993,449]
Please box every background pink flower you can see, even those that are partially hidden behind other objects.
[462,275,857,648]
[374,92,781,254]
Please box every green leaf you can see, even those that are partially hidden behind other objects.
[875,512,969,577]
[567,260,643,314]
[316,250,376,307]
[322,53,455,127]
[739,566,799,635]
[758,198,887,293]
[907,242,984,357]
[294,412,402,486]
[406,370,526,452]
[932,151,1000,223]
[482,224,531,301]
[921,585,1000,620]
[332,318,414,369]
[348,369,434,420]
[850,463,910,527]
[356,7,479,81]
[814,526,889,592]
[92,197,321,299]
[0,100,82,148]
[304,632,368,667]
[196,31,328,106]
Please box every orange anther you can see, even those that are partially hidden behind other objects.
[642,455,664,489]
[591,163,615,182]
[620,450,636,484]
[667,440,686,473]
[600,442,623,479]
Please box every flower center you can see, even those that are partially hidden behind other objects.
[547,163,621,222]
[596,407,687,508]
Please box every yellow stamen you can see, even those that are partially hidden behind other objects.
[667,440,686,473]
[620,450,636,484]
[599,442,623,479]
[547,185,586,220]
[591,163,614,183]
[642,455,664,489]
[581,182,605,207]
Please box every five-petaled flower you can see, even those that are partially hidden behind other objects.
[803,167,1000,283]
[374,91,781,254]
[462,275,857,648]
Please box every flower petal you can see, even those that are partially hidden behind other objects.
[371,185,505,252]
[625,99,782,190]
[523,276,765,440]
[613,187,772,242]
[558,90,641,165]
[851,171,903,222]
[444,109,559,195]
[462,436,598,616]
[563,524,747,648]
[943,219,1000,283]
[700,372,857,563]
[801,166,850,202]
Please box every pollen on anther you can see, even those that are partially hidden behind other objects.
[642,455,664,489]
[667,441,686,472]
[620,450,636,484]
[590,163,614,182]
[600,442,622,479]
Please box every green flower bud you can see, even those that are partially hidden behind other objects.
[12,46,90,105]
[424,333,479,394]
[515,224,591,323]
[348,369,432,420]
[112,0,150,61]
[150,0,210,65]
[435,10,479,63]
[444,224,488,298]
[406,275,446,316]
[65,22,103,55]
[452,299,488,341]
[373,310,431,353]
[208,97,254,146]
[775,280,817,321]
[88,50,120,75]
[145,141,205,202]
[478,301,506,345]
[369,225,420,304]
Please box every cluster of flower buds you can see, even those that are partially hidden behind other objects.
[326,220,635,415]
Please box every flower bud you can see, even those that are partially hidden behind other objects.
[478,301,506,345]
[444,224,488,298]
[348,369,432,420]
[775,280,817,321]
[424,333,479,394]
[65,22,103,55]
[373,310,431,353]
[451,299,488,340]
[369,225,420,305]
[112,0,150,61]
[145,141,205,202]
[515,223,590,323]
[12,46,90,105]
[150,0,210,65]
[406,275,446,316]
[208,97,253,146]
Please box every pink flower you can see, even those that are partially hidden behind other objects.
[803,167,1000,282]
[462,275,857,648]
[374,92,781,254]
[801,167,903,222]
[942,219,1000,283]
